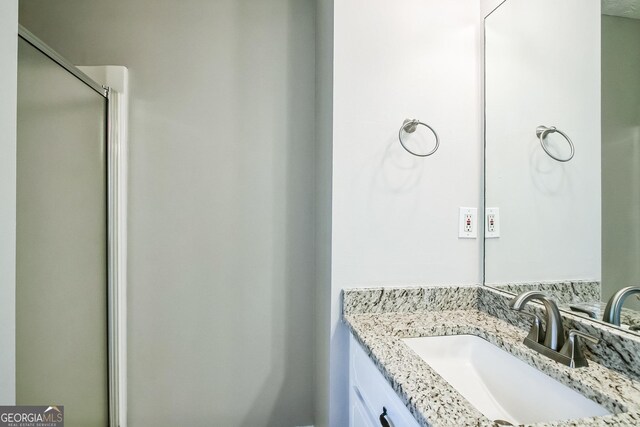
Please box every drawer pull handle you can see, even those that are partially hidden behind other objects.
[379,407,391,427]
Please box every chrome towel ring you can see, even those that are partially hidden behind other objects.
[398,118,439,157]
[536,125,574,162]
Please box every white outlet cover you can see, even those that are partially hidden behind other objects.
[485,207,500,238]
[459,207,477,239]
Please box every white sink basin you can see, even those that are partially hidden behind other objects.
[402,335,610,425]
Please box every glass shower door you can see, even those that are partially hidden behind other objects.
[16,37,109,427]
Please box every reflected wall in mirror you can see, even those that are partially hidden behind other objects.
[484,0,640,334]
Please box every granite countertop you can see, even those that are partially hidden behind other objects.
[344,308,640,426]
[487,281,601,306]
[487,281,640,331]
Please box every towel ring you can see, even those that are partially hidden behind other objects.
[398,119,439,157]
[536,125,574,162]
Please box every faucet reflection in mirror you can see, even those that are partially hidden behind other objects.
[603,286,640,327]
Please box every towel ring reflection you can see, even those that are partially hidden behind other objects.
[536,125,574,162]
[398,119,439,157]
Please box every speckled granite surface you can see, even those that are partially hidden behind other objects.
[343,286,640,426]
[621,307,640,331]
[343,285,477,315]
[479,286,640,382]
[486,281,640,333]
[487,281,601,305]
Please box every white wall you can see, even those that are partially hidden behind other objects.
[0,0,18,406]
[19,1,316,426]
[481,0,507,17]
[484,0,601,284]
[329,1,483,424]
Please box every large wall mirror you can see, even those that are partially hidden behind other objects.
[484,0,640,334]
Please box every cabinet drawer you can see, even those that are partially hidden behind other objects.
[351,392,376,427]
[349,334,421,427]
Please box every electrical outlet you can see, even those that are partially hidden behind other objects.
[485,207,500,238]
[487,214,496,231]
[464,214,473,232]
[459,207,477,239]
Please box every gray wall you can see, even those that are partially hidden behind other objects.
[0,0,17,405]
[19,1,316,426]
[314,0,333,426]
[602,15,640,310]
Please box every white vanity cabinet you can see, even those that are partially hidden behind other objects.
[349,334,422,427]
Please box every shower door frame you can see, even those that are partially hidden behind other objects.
[18,25,127,427]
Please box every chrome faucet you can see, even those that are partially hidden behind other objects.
[509,291,564,351]
[602,286,640,326]
[509,291,598,368]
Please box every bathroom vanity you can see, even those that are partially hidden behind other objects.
[349,334,421,427]
[343,286,640,426]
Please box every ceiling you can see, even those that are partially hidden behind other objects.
[602,0,640,19]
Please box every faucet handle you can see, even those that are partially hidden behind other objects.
[568,303,599,319]
[560,329,598,368]
[567,329,599,345]
[513,310,545,344]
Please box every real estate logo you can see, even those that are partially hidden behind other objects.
[0,405,64,427]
